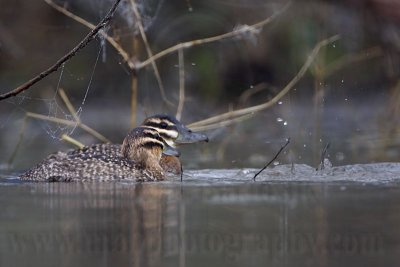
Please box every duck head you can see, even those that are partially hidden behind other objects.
[121,126,179,180]
[142,114,209,151]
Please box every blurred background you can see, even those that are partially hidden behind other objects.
[0,0,399,172]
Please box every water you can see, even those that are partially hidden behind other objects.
[1,164,400,267]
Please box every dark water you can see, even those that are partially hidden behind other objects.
[1,166,400,267]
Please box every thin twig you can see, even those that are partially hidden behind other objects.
[61,134,85,148]
[26,112,77,126]
[323,46,382,77]
[317,142,330,171]
[26,112,111,143]
[135,2,291,70]
[43,0,135,71]
[129,0,173,106]
[190,113,254,132]
[180,163,183,182]
[176,48,185,120]
[0,0,122,101]
[8,115,29,167]
[58,88,80,123]
[253,138,290,181]
[238,82,270,106]
[188,35,340,129]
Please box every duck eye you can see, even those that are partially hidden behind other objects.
[160,122,168,129]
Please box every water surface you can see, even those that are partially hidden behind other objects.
[1,164,400,267]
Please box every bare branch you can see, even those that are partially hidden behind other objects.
[176,48,185,120]
[188,35,340,129]
[323,46,382,77]
[61,134,85,149]
[190,113,254,132]
[0,0,122,101]
[44,0,135,71]
[58,88,80,123]
[135,2,291,70]
[129,0,173,106]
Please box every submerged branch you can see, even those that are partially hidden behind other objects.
[317,142,330,171]
[0,0,122,101]
[253,138,291,181]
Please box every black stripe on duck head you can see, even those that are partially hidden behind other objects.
[142,114,209,147]
[121,126,180,166]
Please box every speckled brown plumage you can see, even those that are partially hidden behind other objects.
[20,144,164,182]
[19,114,208,182]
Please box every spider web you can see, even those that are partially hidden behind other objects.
[0,0,164,142]
[1,38,104,141]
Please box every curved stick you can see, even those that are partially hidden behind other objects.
[0,0,122,101]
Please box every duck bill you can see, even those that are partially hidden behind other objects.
[175,130,209,144]
[163,142,181,157]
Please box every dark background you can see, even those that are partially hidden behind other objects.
[1,0,399,171]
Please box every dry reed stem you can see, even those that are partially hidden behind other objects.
[44,0,136,71]
[57,89,111,142]
[188,35,340,129]
[238,82,271,106]
[176,48,185,120]
[61,134,85,148]
[130,37,139,127]
[26,112,111,143]
[129,0,173,106]
[0,0,122,101]
[26,112,77,126]
[25,88,111,143]
[135,2,291,70]
[58,88,80,123]
[130,74,138,127]
[190,113,254,132]
[323,46,383,77]
[7,115,29,166]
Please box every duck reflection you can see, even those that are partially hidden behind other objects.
[0,181,393,267]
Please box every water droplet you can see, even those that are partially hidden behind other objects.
[332,44,336,48]
[191,62,196,66]
[335,152,345,161]
[341,79,344,83]
[345,98,348,101]
[278,101,283,105]
[303,144,307,148]
[276,117,283,122]
[283,121,287,126]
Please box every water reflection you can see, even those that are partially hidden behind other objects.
[0,179,398,267]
